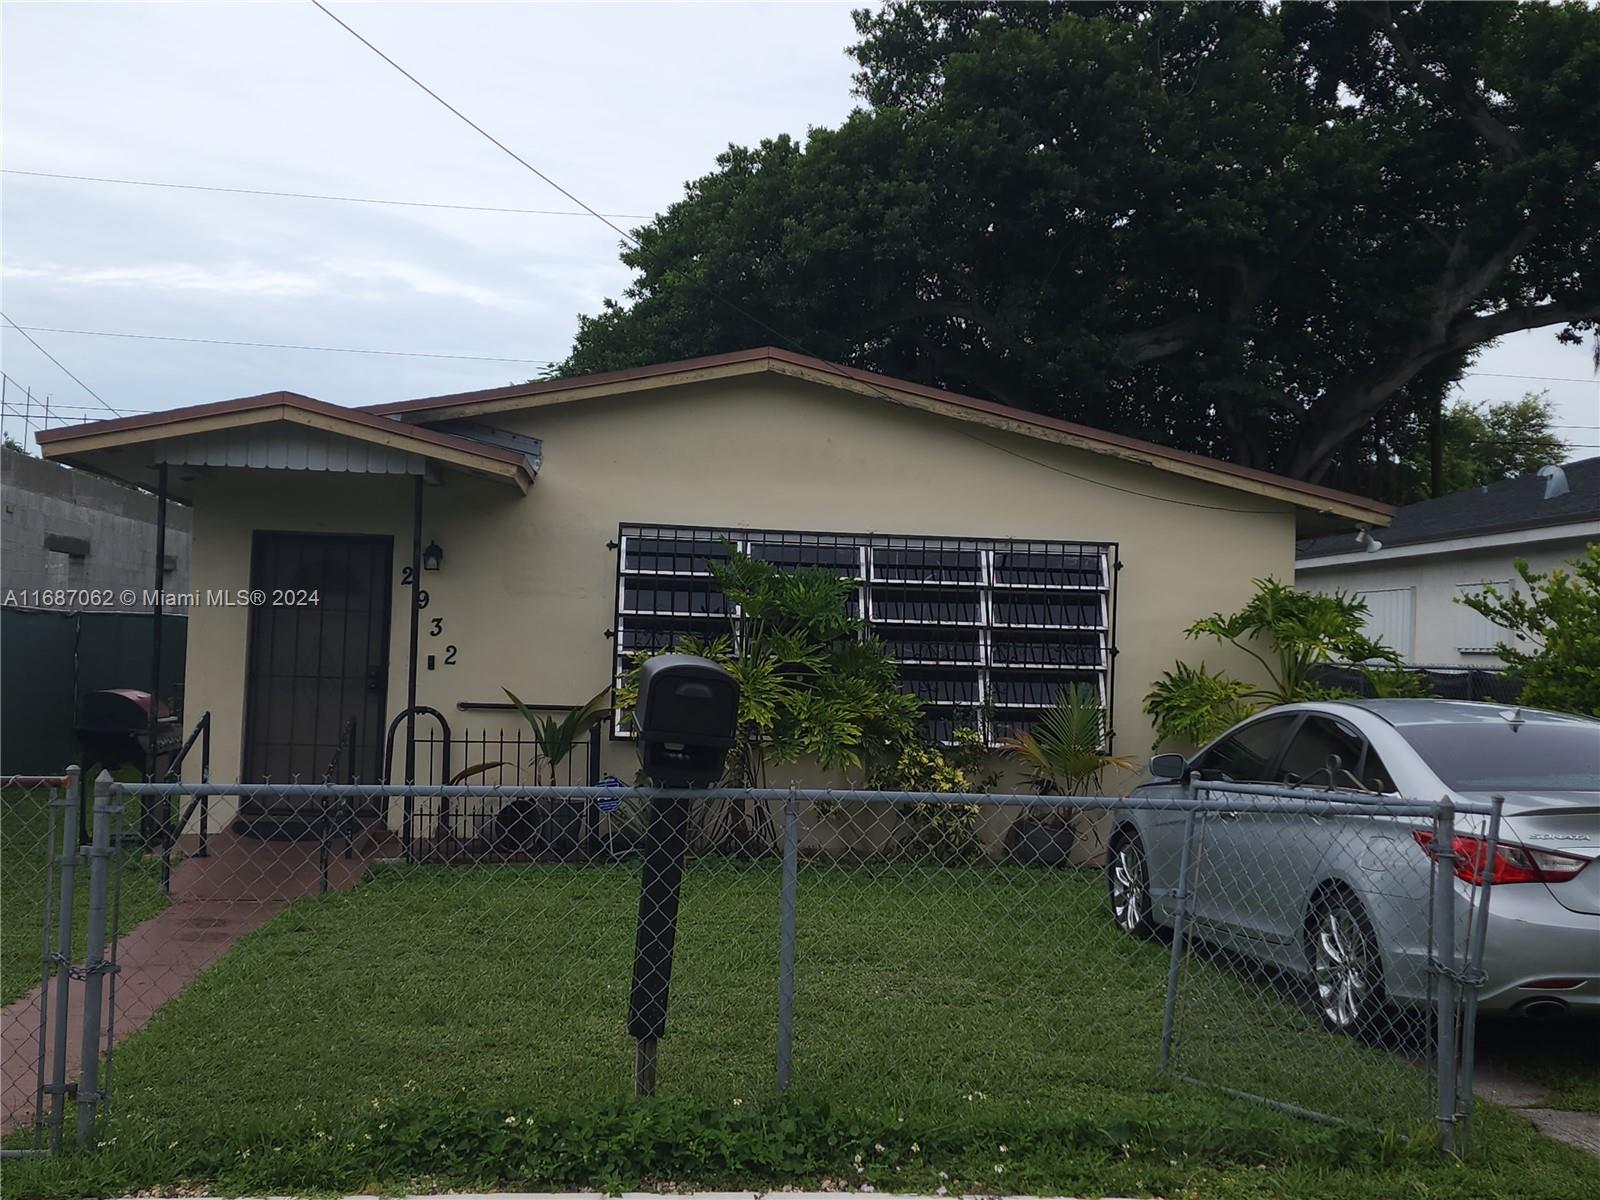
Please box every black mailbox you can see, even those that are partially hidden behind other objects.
[634,654,739,787]
[627,653,739,1096]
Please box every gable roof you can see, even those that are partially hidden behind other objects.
[1297,456,1600,561]
[31,347,1391,522]
[365,346,1392,523]
[34,390,538,493]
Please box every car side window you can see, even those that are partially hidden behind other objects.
[1194,715,1296,782]
[1276,716,1367,788]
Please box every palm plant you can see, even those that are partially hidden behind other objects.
[1006,685,1136,799]
[504,685,613,785]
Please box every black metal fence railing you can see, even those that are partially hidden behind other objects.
[403,723,606,862]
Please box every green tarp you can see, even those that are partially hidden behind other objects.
[0,607,186,775]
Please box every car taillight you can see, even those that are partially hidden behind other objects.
[1412,830,1589,886]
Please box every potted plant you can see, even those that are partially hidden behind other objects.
[1003,686,1133,867]
[482,685,611,859]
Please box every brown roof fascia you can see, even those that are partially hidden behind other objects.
[33,389,529,471]
[367,346,1391,521]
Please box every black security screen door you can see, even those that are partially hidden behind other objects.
[241,532,393,788]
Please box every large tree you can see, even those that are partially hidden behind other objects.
[562,2,1600,487]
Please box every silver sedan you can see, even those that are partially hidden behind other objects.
[1108,699,1600,1028]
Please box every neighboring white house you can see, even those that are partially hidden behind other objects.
[1295,457,1599,666]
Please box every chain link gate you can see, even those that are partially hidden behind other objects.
[10,776,1494,1156]
[1161,780,1499,1152]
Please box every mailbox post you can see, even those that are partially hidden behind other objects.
[628,654,739,1097]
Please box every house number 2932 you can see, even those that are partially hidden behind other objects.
[402,568,454,667]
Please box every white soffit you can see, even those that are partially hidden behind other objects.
[153,423,425,476]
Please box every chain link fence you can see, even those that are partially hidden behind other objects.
[3,774,1496,1159]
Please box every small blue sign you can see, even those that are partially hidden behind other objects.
[596,774,625,813]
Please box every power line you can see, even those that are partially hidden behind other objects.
[3,400,157,414]
[1,167,650,220]
[307,1,1332,518]
[7,325,557,365]
[962,432,1286,514]
[309,1,809,361]
[0,314,120,416]
[1460,371,1600,385]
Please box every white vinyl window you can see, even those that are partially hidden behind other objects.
[1455,581,1512,655]
[1352,587,1414,660]
[614,524,1115,744]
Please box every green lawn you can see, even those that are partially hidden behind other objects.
[6,859,1598,1199]
[0,784,167,1006]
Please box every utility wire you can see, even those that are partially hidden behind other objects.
[1461,371,1600,385]
[308,3,1296,517]
[309,0,812,363]
[0,314,120,416]
[1,167,649,220]
[8,325,557,365]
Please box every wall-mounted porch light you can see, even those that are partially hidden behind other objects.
[423,540,445,572]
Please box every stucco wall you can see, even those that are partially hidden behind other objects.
[1296,535,1594,666]
[179,375,1297,828]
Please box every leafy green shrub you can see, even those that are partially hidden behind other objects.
[1459,546,1600,717]
[1142,662,1258,750]
[867,726,996,859]
[1143,579,1420,750]
[617,545,921,786]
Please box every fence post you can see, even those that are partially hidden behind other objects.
[1160,800,1200,1075]
[198,715,211,858]
[318,789,331,894]
[30,782,59,1151]
[775,787,799,1091]
[1454,794,1502,1156]
[46,767,81,1152]
[1431,798,1459,1156]
[75,772,116,1148]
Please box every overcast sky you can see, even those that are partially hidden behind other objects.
[3,1,1596,460]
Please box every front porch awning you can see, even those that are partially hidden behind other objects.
[34,390,537,501]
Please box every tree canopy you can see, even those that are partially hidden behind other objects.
[560,1,1600,491]
[1396,391,1569,502]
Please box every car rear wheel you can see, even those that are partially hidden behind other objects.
[1307,890,1385,1033]
[1107,829,1157,939]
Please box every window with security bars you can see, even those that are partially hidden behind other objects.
[614,524,1115,744]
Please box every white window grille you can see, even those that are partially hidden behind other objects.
[613,524,1115,744]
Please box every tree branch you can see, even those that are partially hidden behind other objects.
[1110,222,1324,367]
[1287,295,1600,480]
[1368,2,1523,159]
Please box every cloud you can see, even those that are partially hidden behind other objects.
[3,260,324,297]
[3,256,517,308]
[323,258,512,308]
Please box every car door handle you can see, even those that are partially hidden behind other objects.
[1218,811,1239,821]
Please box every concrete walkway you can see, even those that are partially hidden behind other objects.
[0,827,391,1132]
[1473,1060,1600,1159]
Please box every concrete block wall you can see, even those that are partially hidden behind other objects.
[1,447,192,609]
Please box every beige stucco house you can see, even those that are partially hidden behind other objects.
[38,347,1390,846]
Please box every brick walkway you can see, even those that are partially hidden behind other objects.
[0,827,392,1132]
